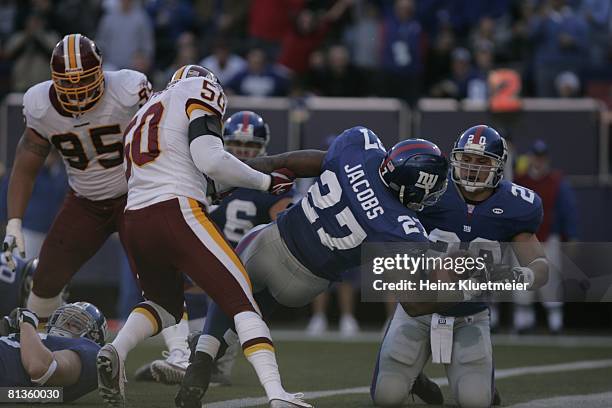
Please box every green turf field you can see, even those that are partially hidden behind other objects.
[51,333,612,407]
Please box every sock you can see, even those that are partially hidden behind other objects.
[544,302,563,332]
[234,311,285,400]
[245,349,286,400]
[196,334,221,359]
[513,304,535,330]
[188,317,206,333]
[113,308,159,361]
[162,315,189,354]
[27,293,62,320]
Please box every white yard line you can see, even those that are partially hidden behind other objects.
[203,358,612,408]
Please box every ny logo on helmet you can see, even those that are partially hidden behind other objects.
[415,171,438,191]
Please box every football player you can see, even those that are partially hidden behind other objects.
[141,111,294,386]
[371,125,549,408]
[0,302,107,402]
[179,126,450,405]
[101,64,311,408]
[2,33,151,324]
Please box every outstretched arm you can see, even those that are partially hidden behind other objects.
[246,150,327,178]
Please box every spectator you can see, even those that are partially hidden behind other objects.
[470,15,513,62]
[0,151,67,258]
[96,0,154,71]
[424,25,456,90]
[154,31,198,89]
[468,39,495,101]
[53,0,100,37]
[248,0,305,58]
[579,0,610,69]
[528,0,589,97]
[554,70,580,97]
[146,0,194,68]
[4,12,58,92]
[227,47,289,97]
[430,47,479,100]
[277,0,353,76]
[342,0,382,72]
[0,0,16,42]
[199,39,247,86]
[380,0,426,105]
[514,140,578,334]
[312,44,365,97]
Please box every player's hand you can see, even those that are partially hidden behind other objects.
[511,266,535,289]
[268,168,295,195]
[9,308,39,330]
[488,264,535,289]
[3,218,25,269]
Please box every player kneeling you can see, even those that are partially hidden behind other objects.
[0,302,107,402]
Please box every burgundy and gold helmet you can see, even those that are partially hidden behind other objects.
[170,64,218,84]
[50,33,104,114]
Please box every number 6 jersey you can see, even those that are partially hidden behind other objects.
[124,75,227,210]
[22,70,151,200]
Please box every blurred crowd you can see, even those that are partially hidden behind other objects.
[1,0,612,105]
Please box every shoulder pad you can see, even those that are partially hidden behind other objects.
[105,70,151,108]
[22,81,53,121]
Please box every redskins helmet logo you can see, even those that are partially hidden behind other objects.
[51,34,104,114]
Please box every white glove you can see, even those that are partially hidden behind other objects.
[3,218,25,269]
[512,266,535,289]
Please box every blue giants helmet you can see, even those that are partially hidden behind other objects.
[223,111,270,160]
[450,125,508,192]
[379,139,449,211]
[47,302,108,346]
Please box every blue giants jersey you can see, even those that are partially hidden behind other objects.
[277,126,429,281]
[418,177,543,316]
[0,333,100,401]
[0,255,30,316]
[209,188,293,247]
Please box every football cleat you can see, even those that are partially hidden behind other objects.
[151,349,189,385]
[269,393,313,408]
[410,372,443,405]
[96,344,126,407]
[174,352,213,408]
[133,362,155,382]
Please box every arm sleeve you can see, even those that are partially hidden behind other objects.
[190,134,271,191]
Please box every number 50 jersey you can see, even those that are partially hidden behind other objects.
[23,70,150,200]
[276,126,429,282]
[124,76,227,210]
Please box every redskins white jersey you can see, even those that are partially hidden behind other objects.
[124,76,227,210]
[23,70,151,200]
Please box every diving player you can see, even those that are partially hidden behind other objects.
[142,111,293,386]
[2,33,151,324]
[177,126,450,405]
[371,125,549,408]
[0,302,107,402]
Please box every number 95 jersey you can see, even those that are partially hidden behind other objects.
[276,126,428,282]
[124,76,227,210]
[23,70,151,200]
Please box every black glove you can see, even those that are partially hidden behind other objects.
[9,308,39,330]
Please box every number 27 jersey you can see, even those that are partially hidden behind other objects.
[276,126,428,281]
[124,77,227,210]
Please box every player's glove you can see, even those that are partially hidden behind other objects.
[3,218,25,269]
[8,308,39,330]
[268,168,295,195]
[488,264,535,289]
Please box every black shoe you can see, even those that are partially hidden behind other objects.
[133,362,155,382]
[186,331,202,363]
[410,373,443,405]
[174,352,213,408]
[493,387,501,405]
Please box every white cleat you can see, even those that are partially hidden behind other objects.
[150,349,189,385]
[339,314,360,337]
[306,313,327,336]
[96,344,126,407]
[269,393,313,408]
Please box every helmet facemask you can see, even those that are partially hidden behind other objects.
[46,303,107,346]
[52,66,104,115]
[450,150,504,192]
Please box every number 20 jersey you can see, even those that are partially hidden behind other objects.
[418,177,543,316]
[124,76,227,210]
[22,70,150,200]
[276,126,429,281]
